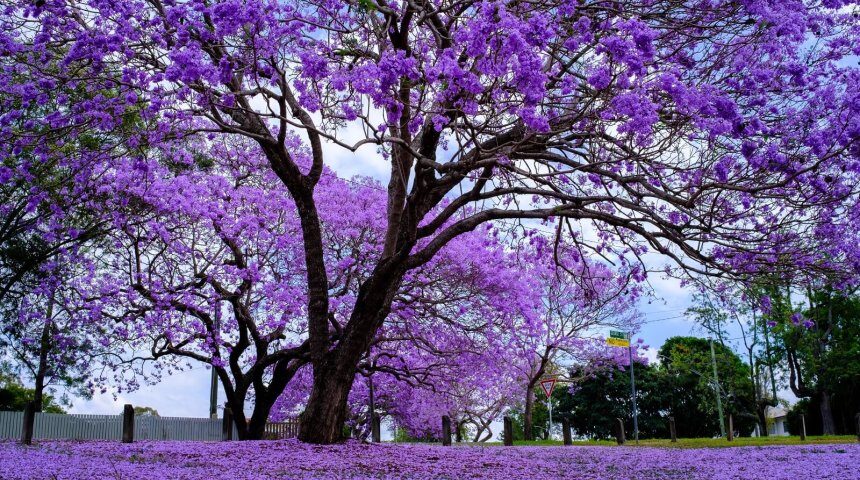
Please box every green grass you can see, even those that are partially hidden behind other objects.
[479,435,858,448]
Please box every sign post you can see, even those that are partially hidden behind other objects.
[540,378,557,439]
[627,332,639,444]
[607,330,639,444]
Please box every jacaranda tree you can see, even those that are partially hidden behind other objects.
[507,243,641,441]
[83,134,536,439]
[2,0,859,443]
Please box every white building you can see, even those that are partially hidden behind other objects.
[751,406,791,437]
[767,406,790,436]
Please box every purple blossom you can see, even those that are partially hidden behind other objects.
[0,441,857,480]
[791,313,804,325]
[759,296,773,314]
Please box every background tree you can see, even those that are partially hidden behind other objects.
[556,358,669,439]
[557,336,757,439]
[0,370,65,413]
[772,288,860,435]
[509,244,641,441]
[686,288,779,435]
[0,51,149,412]
[0,266,98,412]
[133,406,160,417]
[658,336,757,437]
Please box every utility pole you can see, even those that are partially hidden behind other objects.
[710,338,726,437]
[209,303,221,419]
[628,333,639,444]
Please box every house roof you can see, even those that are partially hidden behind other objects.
[766,406,788,419]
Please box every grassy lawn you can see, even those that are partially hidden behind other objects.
[494,435,859,448]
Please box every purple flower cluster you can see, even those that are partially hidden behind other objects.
[1,440,857,480]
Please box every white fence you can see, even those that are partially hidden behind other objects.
[0,411,238,441]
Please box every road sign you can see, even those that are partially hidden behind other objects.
[606,337,630,348]
[539,378,557,398]
[609,330,628,340]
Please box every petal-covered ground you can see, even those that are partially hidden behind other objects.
[1,440,858,479]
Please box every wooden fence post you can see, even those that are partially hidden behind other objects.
[503,416,513,446]
[21,401,35,445]
[669,416,677,443]
[562,417,572,446]
[800,414,806,441]
[371,414,381,443]
[614,418,625,445]
[222,407,233,441]
[441,415,451,446]
[122,404,135,443]
[727,414,734,442]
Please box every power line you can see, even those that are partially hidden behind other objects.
[640,314,687,324]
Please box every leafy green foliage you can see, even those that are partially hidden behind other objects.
[0,373,65,413]
[133,406,160,417]
[771,289,860,435]
[556,361,673,439]
[532,337,758,440]
[658,337,757,437]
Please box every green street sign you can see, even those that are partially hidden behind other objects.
[609,330,628,340]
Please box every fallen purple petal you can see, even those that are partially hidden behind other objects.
[1,440,857,480]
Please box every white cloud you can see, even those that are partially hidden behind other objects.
[70,367,215,417]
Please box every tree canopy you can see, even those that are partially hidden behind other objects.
[1,0,858,442]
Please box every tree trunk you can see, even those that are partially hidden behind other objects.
[227,404,273,441]
[819,390,836,435]
[756,404,769,437]
[33,294,55,413]
[472,418,492,442]
[226,397,248,440]
[298,260,407,444]
[33,322,50,412]
[220,379,263,441]
[524,383,535,441]
[298,359,358,443]
[246,396,275,440]
[216,360,302,441]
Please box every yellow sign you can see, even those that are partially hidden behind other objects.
[606,337,630,348]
